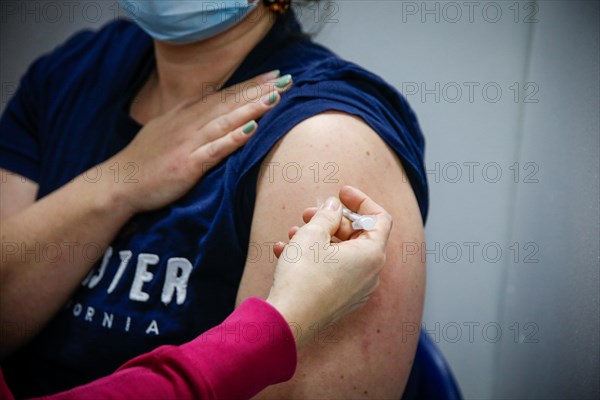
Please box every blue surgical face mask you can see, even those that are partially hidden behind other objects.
[118,0,259,45]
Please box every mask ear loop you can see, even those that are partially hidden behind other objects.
[264,0,291,14]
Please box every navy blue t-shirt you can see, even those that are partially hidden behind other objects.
[0,11,428,397]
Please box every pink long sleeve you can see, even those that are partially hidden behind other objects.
[0,298,297,400]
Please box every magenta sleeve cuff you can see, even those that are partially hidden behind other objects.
[179,297,298,399]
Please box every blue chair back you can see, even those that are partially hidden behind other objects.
[401,331,462,400]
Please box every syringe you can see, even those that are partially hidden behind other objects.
[342,207,377,231]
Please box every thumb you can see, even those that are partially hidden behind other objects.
[295,197,343,243]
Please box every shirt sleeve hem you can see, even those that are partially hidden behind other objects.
[0,148,39,183]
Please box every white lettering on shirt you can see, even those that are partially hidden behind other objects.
[88,246,113,289]
[129,253,159,302]
[102,312,114,329]
[85,306,95,321]
[145,320,160,335]
[107,250,133,294]
[161,258,193,306]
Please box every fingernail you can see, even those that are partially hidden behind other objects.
[263,91,279,105]
[243,121,257,135]
[322,197,341,211]
[263,69,281,80]
[275,74,292,89]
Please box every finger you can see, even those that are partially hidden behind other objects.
[295,214,343,243]
[338,185,393,246]
[189,120,258,169]
[288,226,300,240]
[293,197,343,244]
[273,241,286,259]
[302,206,356,241]
[301,207,318,223]
[248,69,283,85]
[185,72,293,126]
[197,90,281,145]
[168,70,279,115]
[215,71,293,108]
[225,69,288,96]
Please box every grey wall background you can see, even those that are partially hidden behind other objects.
[1,1,598,398]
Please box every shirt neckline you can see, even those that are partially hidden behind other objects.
[119,10,303,133]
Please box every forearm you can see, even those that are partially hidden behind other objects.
[0,160,134,357]
[28,298,296,400]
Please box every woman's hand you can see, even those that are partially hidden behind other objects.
[110,70,291,213]
[266,185,393,348]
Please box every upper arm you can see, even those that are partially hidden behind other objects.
[0,168,38,220]
[236,111,426,399]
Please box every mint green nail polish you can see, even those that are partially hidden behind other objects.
[268,92,279,105]
[272,69,281,78]
[275,74,292,89]
[243,121,257,135]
